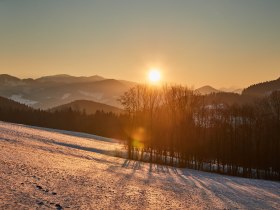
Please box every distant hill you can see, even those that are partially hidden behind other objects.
[219,87,243,94]
[243,77,280,97]
[3,74,280,109]
[0,74,137,109]
[199,77,280,105]
[36,74,105,84]
[0,96,31,110]
[0,74,22,86]
[50,100,123,115]
[195,86,220,95]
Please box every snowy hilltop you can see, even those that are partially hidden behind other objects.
[0,121,279,209]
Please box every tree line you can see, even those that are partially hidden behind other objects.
[0,99,125,140]
[119,84,280,180]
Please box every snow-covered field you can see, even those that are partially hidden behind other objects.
[0,121,279,209]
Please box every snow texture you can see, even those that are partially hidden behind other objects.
[0,121,279,209]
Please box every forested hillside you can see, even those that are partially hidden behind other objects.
[120,85,280,180]
[243,77,280,97]
[0,96,124,139]
[50,100,123,115]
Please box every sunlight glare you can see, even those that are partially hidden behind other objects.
[148,69,161,83]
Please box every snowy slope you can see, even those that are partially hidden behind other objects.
[0,121,279,209]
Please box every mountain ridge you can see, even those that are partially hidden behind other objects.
[243,77,280,97]
[50,99,123,115]
[0,74,136,109]
[195,85,220,95]
[1,74,279,109]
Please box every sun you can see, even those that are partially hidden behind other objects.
[148,69,161,83]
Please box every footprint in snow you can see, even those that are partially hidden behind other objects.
[55,203,63,210]
[36,184,55,195]
[36,201,44,206]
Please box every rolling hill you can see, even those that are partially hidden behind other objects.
[243,77,280,97]
[50,100,123,115]
[195,85,220,95]
[0,74,136,109]
[2,74,280,109]
[36,74,105,84]
[0,96,31,111]
[194,76,280,105]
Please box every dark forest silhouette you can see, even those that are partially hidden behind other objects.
[0,97,125,139]
[119,85,280,180]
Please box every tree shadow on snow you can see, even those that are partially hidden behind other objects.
[178,169,280,209]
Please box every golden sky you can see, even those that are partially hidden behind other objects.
[0,0,279,88]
